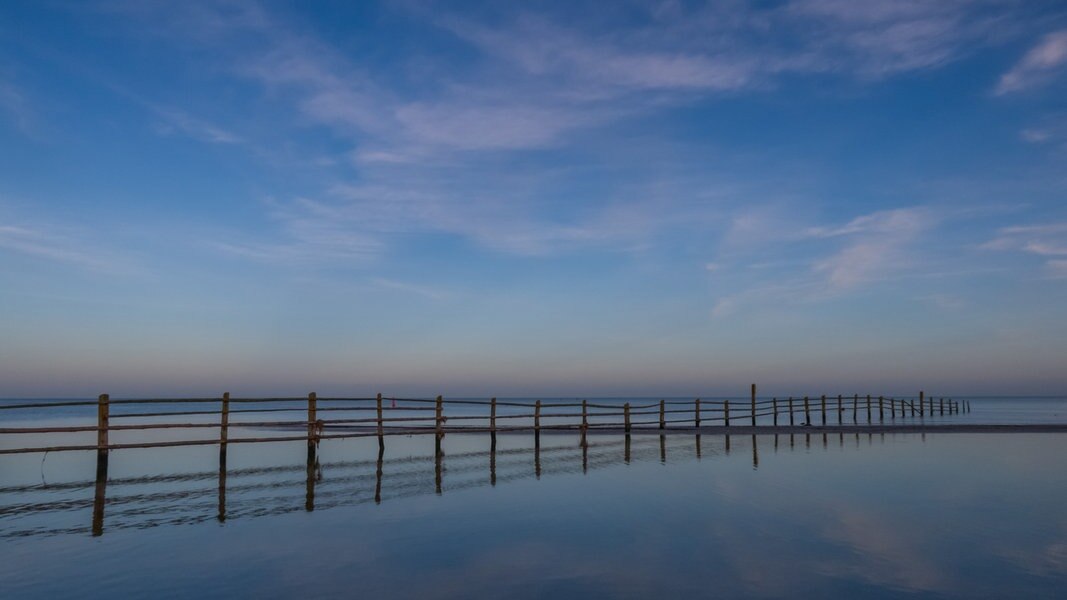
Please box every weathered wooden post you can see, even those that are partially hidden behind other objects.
[220,392,230,445]
[866,394,872,423]
[772,397,778,426]
[97,394,110,455]
[307,392,318,460]
[624,402,631,432]
[853,394,858,422]
[804,396,810,425]
[879,396,884,421]
[821,394,827,425]
[940,397,944,416]
[837,394,843,424]
[490,397,497,439]
[751,383,757,427]
[890,398,896,419]
[376,392,384,449]
[788,397,794,426]
[724,399,730,427]
[535,399,542,433]
[919,391,925,417]
[581,399,589,448]
[695,398,701,427]
[659,399,666,429]
[435,395,444,439]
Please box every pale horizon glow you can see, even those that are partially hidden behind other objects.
[1,1,1067,398]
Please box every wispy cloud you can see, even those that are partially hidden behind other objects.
[0,222,134,273]
[984,222,1067,277]
[0,77,36,136]
[152,107,242,144]
[996,29,1067,94]
[708,207,936,317]
[810,208,933,289]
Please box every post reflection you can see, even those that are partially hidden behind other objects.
[91,451,108,537]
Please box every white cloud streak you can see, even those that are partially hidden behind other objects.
[996,29,1067,94]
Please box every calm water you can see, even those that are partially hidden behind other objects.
[2,398,1067,598]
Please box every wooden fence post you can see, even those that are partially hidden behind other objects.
[751,383,757,427]
[788,397,794,426]
[821,395,827,425]
[695,398,701,427]
[220,392,229,445]
[837,394,843,424]
[853,394,858,422]
[97,394,109,453]
[940,397,944,416]
[582,399,588,431]
[879,396,884,422]
[919,390,925,417]
[804,396,810,425]
[435,395,443,438]
[376,392,384,446]
[866,394,872,423]
[624,402,631,432]
[659,399,665,429]
[535,399,541,432]
[490,397,497,435]
[724,399,730,427]
[307,392,317,445]
[772,397,778,426]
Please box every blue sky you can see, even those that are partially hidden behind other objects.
[1,1,1066,397]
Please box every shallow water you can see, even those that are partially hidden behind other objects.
[2,428,1067,598]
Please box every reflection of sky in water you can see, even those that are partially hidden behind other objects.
[2,432,1066,598]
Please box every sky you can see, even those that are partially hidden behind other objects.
[1,0,1066,398]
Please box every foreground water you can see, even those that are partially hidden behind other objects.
[2,428,1066,598]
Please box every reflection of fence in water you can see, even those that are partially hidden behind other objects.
[0,434,710,538]
[1,430,913,539]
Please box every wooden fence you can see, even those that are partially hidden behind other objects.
[0,386,968,456]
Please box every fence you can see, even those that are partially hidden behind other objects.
[0,386,968,456]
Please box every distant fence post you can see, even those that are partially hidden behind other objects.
[853,394,858,422]
[837,394,843,424]
[582,399,588,431]
[803,396,810,425]
[307,392,317,459]
[940,397,944,416]
[376,393,384,446]
[624,402,631,432]
[221,392,229,445]
[724,399,730,427]
[535,399,541,432]
[97,394,109,454]
[659,399,665,429]
[866,394,872,423]
[772,397,778,426]
[751,384,757,427]
[821,395,826,426]
[435,395,443,439]
[919,391,925,417]
[879,396,884,422]
[788,397,794,426]
[695,398,701,427]
[490,397,497,436]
